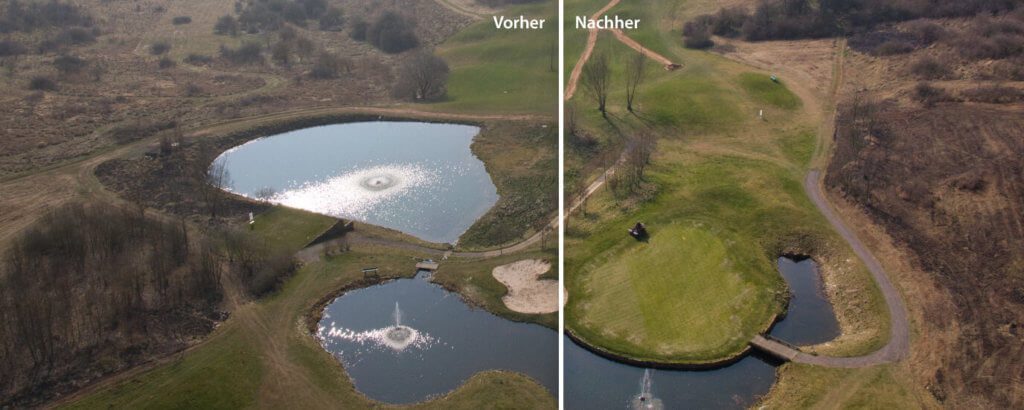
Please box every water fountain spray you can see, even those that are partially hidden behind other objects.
[383,302,418,351]
[630,369,664,410]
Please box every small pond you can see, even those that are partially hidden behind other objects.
[213,121,498,244]
[317,272,557,404]
[564,257,838,409]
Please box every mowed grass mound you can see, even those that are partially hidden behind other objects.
[738,73,802,110]
[435,1,558,115]
[251,206,338,251]
[575,224,778,361]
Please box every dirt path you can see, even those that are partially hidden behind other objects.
[565,0,622,101]
[564,0,677,101]
[760,171,909,367]
[610,29,673,65]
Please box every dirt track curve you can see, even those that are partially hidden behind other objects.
[752,172,911,367]
[564,0,676,101]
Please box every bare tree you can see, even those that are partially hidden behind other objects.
[394,50,449,101]
[626,131,655,189]
[581,52,611,117]
[565,102,578,137]
[625,53,647,112]
[204,157,232,218]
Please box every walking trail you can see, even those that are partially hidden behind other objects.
[565,0,677,101]
[752,172,910,367]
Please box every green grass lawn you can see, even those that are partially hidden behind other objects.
[573,224,781,362]
[434,1,558,116]
[738,73,803,110]
[250,206,338,252]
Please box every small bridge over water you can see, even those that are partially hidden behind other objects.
[749,335,801,362]
[415,260,439,271]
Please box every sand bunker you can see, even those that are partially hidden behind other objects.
[492,259,558,314]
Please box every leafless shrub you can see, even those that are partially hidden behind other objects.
[910,55,952,80]
[393,51,449,101]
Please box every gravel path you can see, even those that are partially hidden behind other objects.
[753,171,910,367]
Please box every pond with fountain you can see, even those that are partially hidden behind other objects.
[213,121,498,244]
[565,256,840,409]
[317,271,557,404]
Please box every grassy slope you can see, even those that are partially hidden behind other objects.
[251,206,339,251]
[434,1,558,116]
[459,122,557,249]
[64,243,555,409]
[564,1,889,365]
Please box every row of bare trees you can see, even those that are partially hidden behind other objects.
[0,203,221,405]
[0,200,297,406]
[580,52,648,117]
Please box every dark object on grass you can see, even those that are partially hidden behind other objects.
[629,222,648,240]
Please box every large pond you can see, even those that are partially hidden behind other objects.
[565,257,839,409]
[316,272,557,404]
[213,122,498,244]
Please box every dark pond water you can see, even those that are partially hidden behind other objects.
[213,122,498,244]
[770,257,841,345]
[564,257,838,409]
[317,272,557,404]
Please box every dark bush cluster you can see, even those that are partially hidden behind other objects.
[184,53,214,65]
[393,51,449,101]
[150,41,172,55]
[0,40,27,56]
[685,0,1024,44]
[682,18,715,49]
[53,54,87,75]
[310,51,349,79]
[214,14,239,36]
[219,42,264,65]
[953,14,1024,60]
[0,0,93,33]
[158,56,176,69]
[349,11,419,54]
[913,82,954,106]
[221,0,341,34]
[172,15,192,25]
[909,56,952,80]
[27,75,57,91]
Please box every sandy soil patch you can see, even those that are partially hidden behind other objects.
[492,259,557,314]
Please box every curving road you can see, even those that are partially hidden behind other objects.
[753,171,910,367]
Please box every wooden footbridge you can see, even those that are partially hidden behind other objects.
[415,259,439,271]
[749,335,801,362]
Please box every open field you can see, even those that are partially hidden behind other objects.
[436,1,558,115]
[564,0,889,366]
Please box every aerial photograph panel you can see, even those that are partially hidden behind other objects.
[0,0,558,408]
[563,0,1023,409]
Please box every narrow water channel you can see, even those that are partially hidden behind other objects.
[565,256,838,409]
[317,272,557,404]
